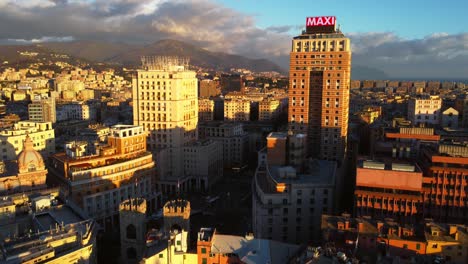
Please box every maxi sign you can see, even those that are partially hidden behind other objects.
[306,16,336,34]
[306,16,336,27]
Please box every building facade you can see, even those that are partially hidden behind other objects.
[355,159,424,222]
[199,122,249,169]
[407,96,442,126]
[288,16,351,163]
[48,125,160,229]
[183,139,223,191]
[259,98,281,121]
[0,121,55,160]
[132,58,198,188]
[28,96,56,123]
[253,132,337,244]
[198,98,214,122]
[224,99,250,122]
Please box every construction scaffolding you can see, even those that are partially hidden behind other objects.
[140,56,190,70]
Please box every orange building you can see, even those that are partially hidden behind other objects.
[420,143,468,223]
[288,16,351,163]
[355,159,424,222]
[322,214,468,262]
[48,125,160,229]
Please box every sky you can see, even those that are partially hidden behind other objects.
[0,0,467,79]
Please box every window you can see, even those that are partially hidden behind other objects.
[201,248,207,254]
[432,244,438,249]
[126,224,136,239]
[403,244,408,249]
[202,258,208,264]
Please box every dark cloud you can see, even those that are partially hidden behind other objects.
[0,0,466,78]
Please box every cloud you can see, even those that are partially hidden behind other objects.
[7,36,75,44]
[348,32,468,78]
[0,0,466,78]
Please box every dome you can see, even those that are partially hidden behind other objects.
[17,135,45,174]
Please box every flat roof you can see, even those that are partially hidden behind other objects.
[269,159,336,186]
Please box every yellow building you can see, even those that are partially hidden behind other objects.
[425,223,468,263]
[0,121,55,160]
[198,98,214,122]
[259,98,281,121]
[224,99,250,121]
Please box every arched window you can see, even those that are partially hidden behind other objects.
[126,224,136,239]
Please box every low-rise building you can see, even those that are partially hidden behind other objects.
[0,121,55,160]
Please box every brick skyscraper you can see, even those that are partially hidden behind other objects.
[288,16,351,164]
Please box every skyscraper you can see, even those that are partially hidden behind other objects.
[132,57,198,192]
[288,16,351,163]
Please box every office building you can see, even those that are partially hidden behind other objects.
[28,96,56,123]
[253,132,337,244]
[132,57,198,188]
[288,16,351,163]
[183,140,223,191]
[420,142,468,223]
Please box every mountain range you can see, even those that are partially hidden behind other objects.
[0,39,388,79]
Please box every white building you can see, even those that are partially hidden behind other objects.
[183,139,223,191]
[0,121,55,160]
[132,58,198,190]
[408,96,442,126]
[56,102,96,122]
[252,132,337,244]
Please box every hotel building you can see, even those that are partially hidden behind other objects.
[288,16,351,163]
